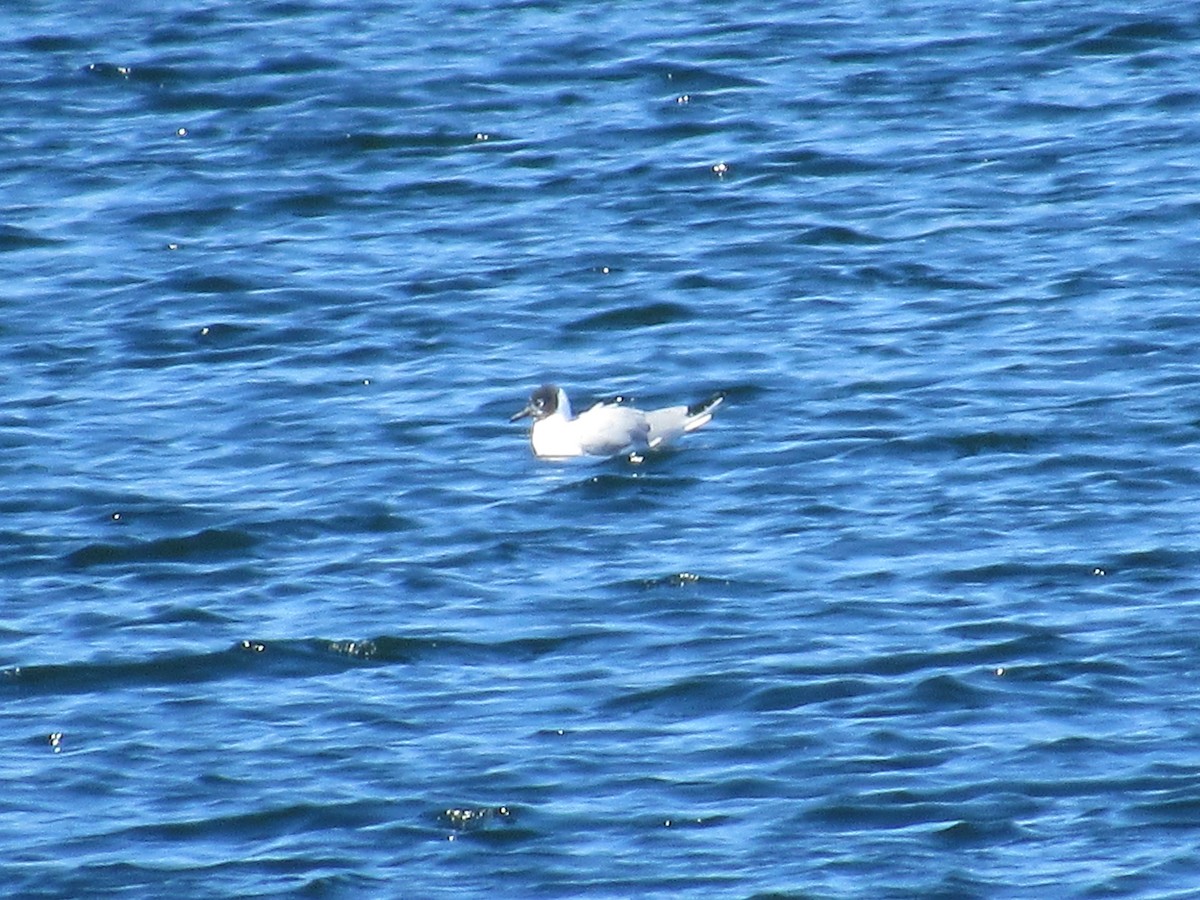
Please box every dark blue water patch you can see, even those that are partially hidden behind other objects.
[253,50,343,77]
[438,804,518,832]
[81,60,199,95]
[903,428,1045,459]
[92,499,220,537]
[940,619,1069,645]
[142,80,294,117]
[642,115,733,146]
[1129,787,1200,830]
[797,224,885,247]
[1085,857,1200,900]
[17,32,88,53]
[764,147,887,178]
[27,858,392,900]
[669,271,749,292]
[1071,17,1199,56]
[933,816,1030,849]
[1153,88,1200,110]
[850,262,996,291]
[81,61,144,82]
[166,271,261,296]
[555,470,711,509]
[567,301,695,331]
[259,507,420,542]
[182,318,347,365]
[0,225,63,252]
[0,641,363,698]
[805,633,1078,685]
[365,632,593,667]
[126,604,230,629]
[117,799,401,858]
[642,60,765,92]
[340,128,468,154]
[802,788,963,832]
[492,37,621,86]
[930,559,1105,589]
[435,805,534,846]
[115,320,275,369]
[65,528,259,569]
[750,677,878,713]
[601,672,758,721]
[630,571,736,590]
[382,174,504,203]
[2,643,272,698]
[126,199,245,232]
[909,673,992,710]
[1,630,605,698]
[250,181,372,219]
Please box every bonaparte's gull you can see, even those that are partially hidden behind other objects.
[510,384,725,460]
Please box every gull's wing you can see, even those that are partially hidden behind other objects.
[575,404,651,456]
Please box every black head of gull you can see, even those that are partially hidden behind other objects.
[509,384,562,422]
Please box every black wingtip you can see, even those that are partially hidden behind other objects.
[687,391,726,417]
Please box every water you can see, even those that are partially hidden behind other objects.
[4,1,1200,896]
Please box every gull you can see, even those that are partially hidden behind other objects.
[510,383,725,460]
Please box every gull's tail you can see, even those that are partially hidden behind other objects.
[645,391,726,448]
[683,391,725,432]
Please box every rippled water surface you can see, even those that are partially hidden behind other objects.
[4,1,1200,896]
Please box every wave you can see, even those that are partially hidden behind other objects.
[0,633,594,698]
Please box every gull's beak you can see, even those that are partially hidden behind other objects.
[510,403,534,422]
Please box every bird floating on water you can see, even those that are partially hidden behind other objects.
[510,383,725,460]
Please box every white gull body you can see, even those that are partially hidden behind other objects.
[510,384,725,460]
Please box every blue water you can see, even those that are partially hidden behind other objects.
[4,1,1200,896]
